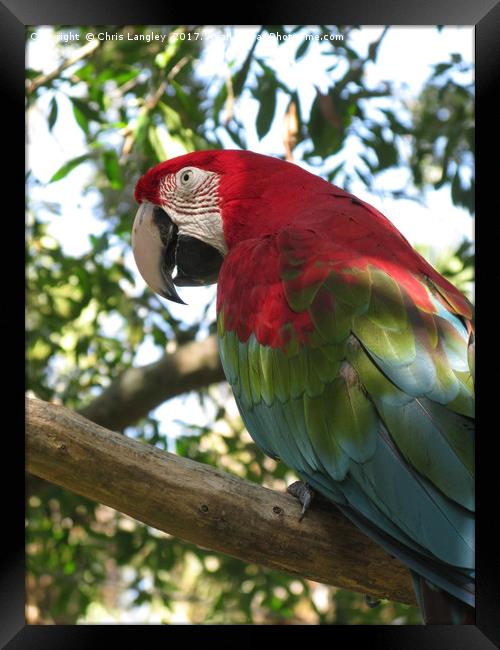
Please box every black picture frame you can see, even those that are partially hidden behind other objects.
[10,0,499,646]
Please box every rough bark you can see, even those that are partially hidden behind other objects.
[78,335,225,430]
[26,397,416,606]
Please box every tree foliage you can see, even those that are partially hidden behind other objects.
[26,25,473,624]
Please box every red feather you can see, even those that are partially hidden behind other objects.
[218,192,471,349]
[135,150,471,344]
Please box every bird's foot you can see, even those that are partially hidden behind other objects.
[365,595,381,608]
[287,480,315,522]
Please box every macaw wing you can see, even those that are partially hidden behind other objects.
[217,223,474,601]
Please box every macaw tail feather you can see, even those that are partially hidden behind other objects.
[411,571,475,624]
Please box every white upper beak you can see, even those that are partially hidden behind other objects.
[131,202,165,296]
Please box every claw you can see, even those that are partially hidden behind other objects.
[365,595,381,608]
[287,480,315,522]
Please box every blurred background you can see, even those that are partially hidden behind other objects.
[26,24,474,624]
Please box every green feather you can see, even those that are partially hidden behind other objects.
[309,286,351,343]
[366,267,408,331]
[308,346,342,384]
[238,334,254,406]
[286,396,323,470]
[329,366,379,463]
[377,398,474,511]
[270,346,291,403]
[353,314,416,366]
[283,263,326,312]
[468,334,475,383]
[346,336,413,407]
[284,282,320,312]
[219,327,239,389]
[436,315,470,372]
[304,349,328,397]
[417,307,439,348]
[218,237,474,580]
[372,336,437,397]
[448,371,474,418]
[288,349,309,399]
[303,384,350,481]
[280,323,300,357]
[426,340,460,404]
[323,267,371,314]
[259,344,274,406]
[217,308,226,337]
[247,335,263,405]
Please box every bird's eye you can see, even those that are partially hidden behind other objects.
[179,169,194,186]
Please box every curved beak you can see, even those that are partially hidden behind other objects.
[132,202,224,305]
[132,202,185,303]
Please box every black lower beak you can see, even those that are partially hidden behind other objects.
[153,207,185,304]
[173,235,224,288]
[153,208,224,304]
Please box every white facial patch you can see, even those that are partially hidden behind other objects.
[159,167,227,256]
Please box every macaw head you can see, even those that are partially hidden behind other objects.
[132,149,331,303]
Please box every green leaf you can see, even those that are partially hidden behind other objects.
[359,153,377,173]
[451,169,461,205]
[255,78,277,139]
[155,38,181,70]
[48,96,58,131]
[212,83,228,120]
[354,166,371,187]
[115,68,140,87]
[159,102,182,132]
[89,233,109,254]
[26,68,40,80]
[71,98,101,135]
[374,137,398,170]
[72,101,89,135]
[148,125,167,162]
[102,150,123,189]
[225,124,247,149]
[432,62,453,78]
[255,58,276,78]
[367,30,386,62]
[233,41,257,98]
[73,62,94,81]
[171,80,204,122]
[380,109,409,136]
[49,154,91,183]
[134,111,150,149]
[307,92,345,158]
[295,39,310,61]
[326,161,344,182]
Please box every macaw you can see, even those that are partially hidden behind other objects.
[132,149,474,624]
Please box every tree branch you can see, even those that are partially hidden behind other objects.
[78,335,225,430]
[26,397,416,606]
[26,39,100,94]
[120,53,190,160]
